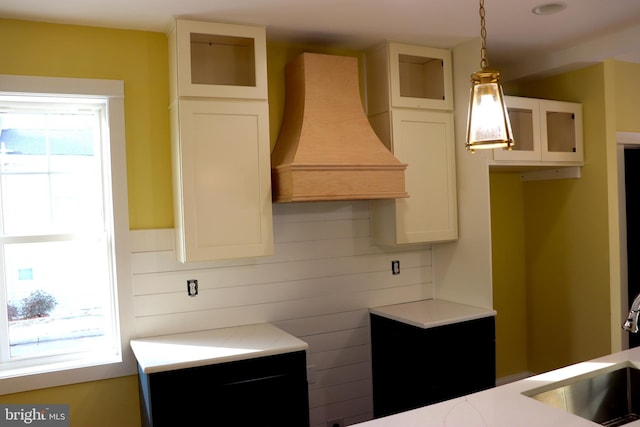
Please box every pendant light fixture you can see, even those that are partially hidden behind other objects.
[465,0,513,152]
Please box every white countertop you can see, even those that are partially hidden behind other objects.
[130,323,308,374]
[353,346,640,427]
[370,299,496,329]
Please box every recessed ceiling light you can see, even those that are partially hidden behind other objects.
[531,2,567,15]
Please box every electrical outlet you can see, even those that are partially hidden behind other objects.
[391,260,400,275]
[327,418,344,427]
[187,279,198,296]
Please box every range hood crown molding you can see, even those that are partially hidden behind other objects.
[271,52,408,203]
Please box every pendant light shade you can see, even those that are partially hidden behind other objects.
[466,69,513,151]
[465,0,513,153]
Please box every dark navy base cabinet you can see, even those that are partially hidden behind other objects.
[370,314,496,418]
[137,350,310,427]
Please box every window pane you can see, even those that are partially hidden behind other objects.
[0,109,102,235]
[1,174,52,234]
[50,164,103,231]
[4,239,115,359]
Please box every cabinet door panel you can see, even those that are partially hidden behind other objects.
[541,100,583,162]
[494,96,541,161]
[370,314,496,418]
[390,109,457,243]
[141,351,309,427]
[174,99,273,262]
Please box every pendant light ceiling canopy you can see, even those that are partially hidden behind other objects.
[465,0,513,153]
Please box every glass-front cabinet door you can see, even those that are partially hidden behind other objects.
[388,42,453,111]
[492,96,583,165]
[170,19,268,100]
[541,99,583,162]
[494,96,541,161]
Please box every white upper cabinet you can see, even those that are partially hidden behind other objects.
[366,42,453,114]
[492,96,583,166]
[168,19,273,262]
[170,19,268,100]
[365,42,458,246]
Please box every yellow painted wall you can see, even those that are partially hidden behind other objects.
[614,61,640,132]
[493,64,611,375]
[0,376,140,427]
[0,18,173,230]
[0,18,173,425]
[489,172,528,378]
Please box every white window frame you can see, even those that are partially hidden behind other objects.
[0,74,135,394]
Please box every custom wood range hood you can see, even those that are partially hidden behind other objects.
[271,52,408,202]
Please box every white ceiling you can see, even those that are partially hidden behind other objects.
[2,0,640,80]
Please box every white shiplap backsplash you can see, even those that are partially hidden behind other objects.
[130,200,434,427]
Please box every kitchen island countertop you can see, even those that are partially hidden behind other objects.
[354,345,640,427]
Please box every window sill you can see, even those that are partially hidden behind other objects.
[0,349,137,395]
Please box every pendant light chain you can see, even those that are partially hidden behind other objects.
[479,0,489,70]
[466,0,513,151]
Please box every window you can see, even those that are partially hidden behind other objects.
[0,75,133,393]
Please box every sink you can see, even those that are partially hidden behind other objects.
[523,361,640,427]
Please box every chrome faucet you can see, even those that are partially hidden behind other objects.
[623,293,640,333]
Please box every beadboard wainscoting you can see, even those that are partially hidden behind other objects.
[130,200,434,426]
